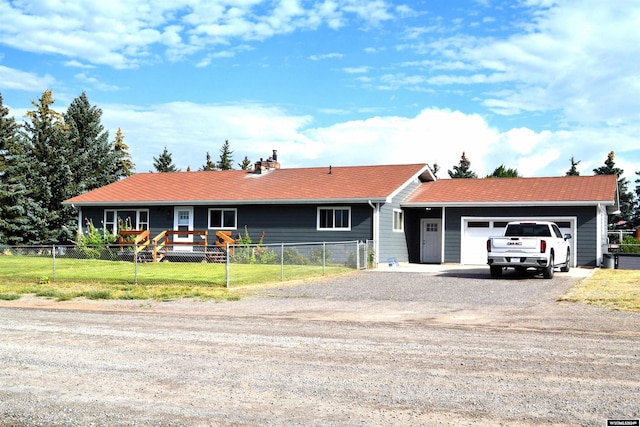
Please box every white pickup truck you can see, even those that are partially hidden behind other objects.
[486,221,572,279]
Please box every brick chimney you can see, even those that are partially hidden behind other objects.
[254,150,281,174]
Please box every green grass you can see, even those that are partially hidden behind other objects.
[0,255,352,302]
[559,269,640,313]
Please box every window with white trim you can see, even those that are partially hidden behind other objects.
[393,209,404,232]
[104,210,116,234]
[103,209,149,234]
[317,207,351,231]
[208,208,237,229]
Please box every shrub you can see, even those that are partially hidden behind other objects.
[73,220,117,259]
[620,235,640,254]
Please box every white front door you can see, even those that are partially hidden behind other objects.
[421,219,442,263]
[173,207,193,251]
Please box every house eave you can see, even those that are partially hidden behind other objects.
[401,200,616,208]
[64,197,389,207]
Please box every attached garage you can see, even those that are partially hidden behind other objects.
[402,175,619,268]
[460,217,576,266]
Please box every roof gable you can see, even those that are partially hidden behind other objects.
[65,163,432,206]
[403,175,619,207]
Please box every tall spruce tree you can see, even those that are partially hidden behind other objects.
[486,164,519,178]
[0,93,34,244]
[593,151,634,228]
[448,152,477,178]
[566,156,580,176]
[22,90,75,243]
[153,146,179,172]
[218,140,233,170]
[200,151,217,171]
[237,155,252,170]
[112,128,135,177]
[65,92,117,192]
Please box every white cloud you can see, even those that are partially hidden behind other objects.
[422,0,640,126]
[309,52,344,61]
[0,65,56,92]
[0,0,399,68]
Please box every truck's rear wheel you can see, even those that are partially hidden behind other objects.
[543,254,554,279]
[490,265,503,278]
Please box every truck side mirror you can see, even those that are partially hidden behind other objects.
[564,233,572,240]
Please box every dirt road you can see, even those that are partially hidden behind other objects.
[1,268,639,426]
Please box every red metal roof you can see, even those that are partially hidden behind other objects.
[403,175,618,206]
[65,164,432,206]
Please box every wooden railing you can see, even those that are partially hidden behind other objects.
[118,230,150,255]
[119,229,238,262]
[215,231,236,255]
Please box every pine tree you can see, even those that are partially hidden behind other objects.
[429,163,440,179]
[200,151,217,171]
[0,93,32,244]
[448,152,477,178]
[112,128,135,178]
[566,156,580,176]
[593,151,634,228]
[486,164,519,178]
[153,146,179,172]
[238,155,252,171]
[22,90,75,243]
[65,92,117,193]
[218,140,234,170]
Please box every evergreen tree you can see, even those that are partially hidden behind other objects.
[448,152,477,178]
[566,156,580,176]
[112,128,135,178]
[65,92,117,193]
[218,140,234,170]
[238,155,252,171]
[22,90,75,243]
[0,93,33,244]
[153,146,179,172]
[486,164,519,178]
[200,151,217,171]
[429,163,440,178]
[593,151,634,228]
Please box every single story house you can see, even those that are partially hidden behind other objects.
[64,154,619,267]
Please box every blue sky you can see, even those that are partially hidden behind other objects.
[0,0,639,179]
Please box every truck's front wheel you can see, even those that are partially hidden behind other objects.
[490,265,503,278]
[543,254,555,279]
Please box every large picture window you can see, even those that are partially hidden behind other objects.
[317,207,351,231]
[103,209,149,234]
[208,208,237,229]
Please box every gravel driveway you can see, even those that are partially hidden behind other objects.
[0,266,639,426]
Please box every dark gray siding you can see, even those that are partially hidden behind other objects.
[442,206,598,266]
[404,207,442,263]
[80,204,372,244]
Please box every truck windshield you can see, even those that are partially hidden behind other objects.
[505,224,551,237]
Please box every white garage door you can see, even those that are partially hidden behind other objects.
[460,217,576,265]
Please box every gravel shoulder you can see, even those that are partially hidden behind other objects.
[1,267,639,426]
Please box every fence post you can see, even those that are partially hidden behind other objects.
[52,245,56,282]
[281,243,285,281]
[356,241,360,270]
[226,244,230,289]
[134,243,138,284]
[322,242,326,276]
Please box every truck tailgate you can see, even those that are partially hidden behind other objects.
[490,237,540,251]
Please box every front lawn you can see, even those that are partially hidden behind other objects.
[558,269,640,313]
[0,256,352,301]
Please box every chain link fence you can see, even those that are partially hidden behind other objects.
[0,240,374,289]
